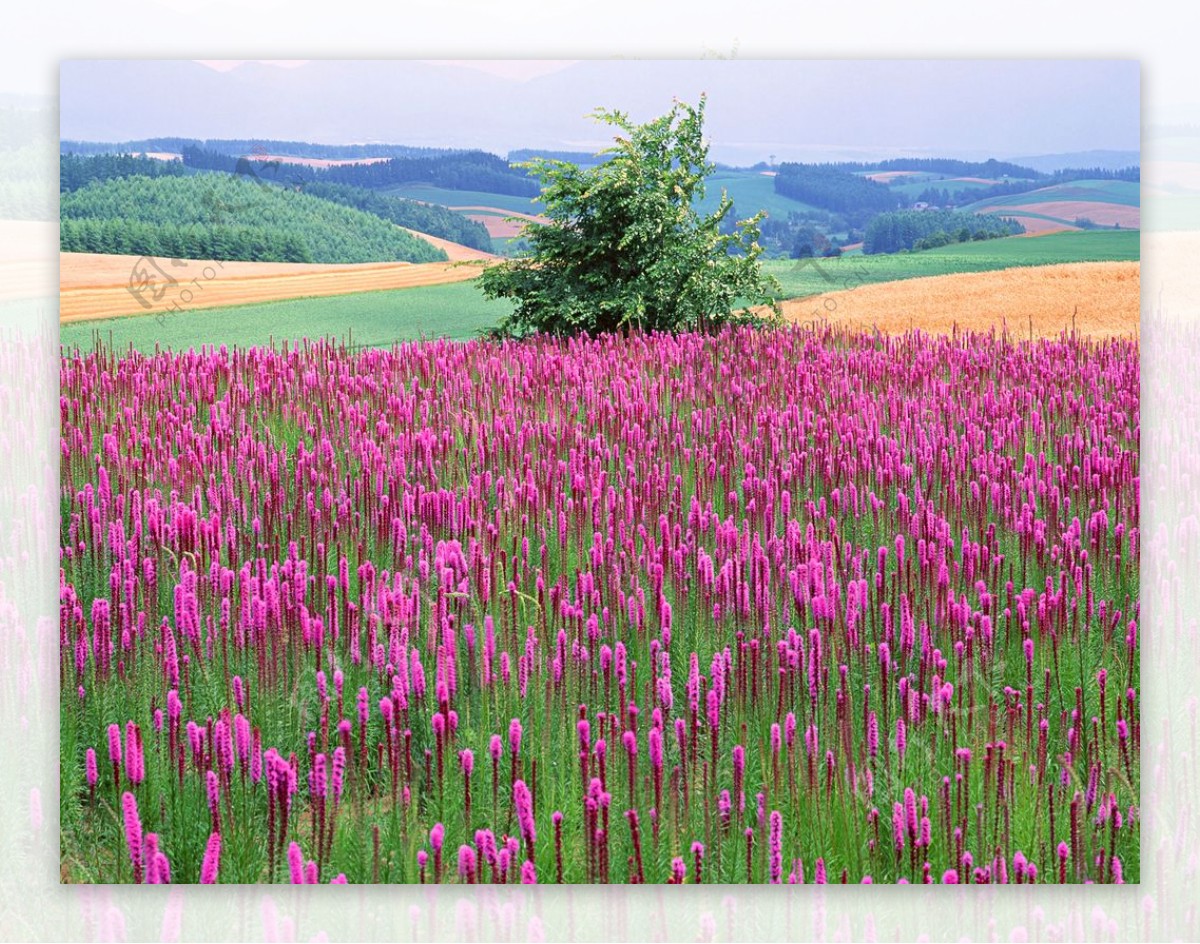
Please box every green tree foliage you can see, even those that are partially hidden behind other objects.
[772,164,899,225]
[863,209,1024,254]
[61,137,460,160]
[60,153,192,192]
[181,146,538,196]
[824,157,1041,179]
[62,153,491,252]
[322,151,538,195]
[300,182,493,252]
[197,139,457,160]
[757,210,848,259]
[59,174,447,264]
[59,137,199,156]
[477,97,780,336]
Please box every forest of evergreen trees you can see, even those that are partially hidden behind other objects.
[318,151,539,194]
[60,138,461,160]
[300,182,493,251]
[200,140,461,160]
[914,180,1036,208]
[60,218,320,263]
[61,152,192,192]
[863,209,1024,254]
[177,146,538,196]
[60,152,497,255]
[60,174,447,264]
[59,137,200,156]
[772,164,900,225]
[824,157,1041,179]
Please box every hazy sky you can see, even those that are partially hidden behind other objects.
[423,60,577,80]
[195,59,577,81]
[194,60,309,72]
[62,59,1140,164]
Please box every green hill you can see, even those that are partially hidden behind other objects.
[699,170,823,219]
[884,175,1039,201]
[60,173,447,264]
[961,180,1140,211]
[381,184,545,215]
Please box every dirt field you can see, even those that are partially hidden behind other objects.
[1007,216,1079,236]
[774,261,1139,339]
[395,230,495,262]
[443,206,546,240]
[975,201,1140,230]
[465,215,528,239]
[446,206,545,222]
[60,252,489,323]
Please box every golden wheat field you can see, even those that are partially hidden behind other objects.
[59,252,490,323]
[776,261,1140,338]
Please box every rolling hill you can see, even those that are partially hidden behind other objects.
[60,174,448,264]
[963,180,1140,233]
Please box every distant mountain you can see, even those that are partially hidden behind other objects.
[60,60,1140,166]
[1007,150,1141,173]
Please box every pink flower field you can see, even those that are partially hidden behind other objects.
[58,325,1139,884]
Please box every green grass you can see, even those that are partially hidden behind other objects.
[60,281,513,353]
[962,180,1141,211]
[380,184,545,215]
[886,176,1038,201]
[698,170,823,219]
[764,230,1139,300]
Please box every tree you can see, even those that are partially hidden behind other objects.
[478,97,780,336]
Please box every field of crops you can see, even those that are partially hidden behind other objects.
[59,232,1140,354]
[962,182,1142,233]
[60,325,1139,884]
[765,231,1139,300]
[779,261,1139,339]
[60,280,509,353]
[59,252,490,325]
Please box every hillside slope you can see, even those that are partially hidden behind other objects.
[963,180,1140,233]
[60,174,448,264]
